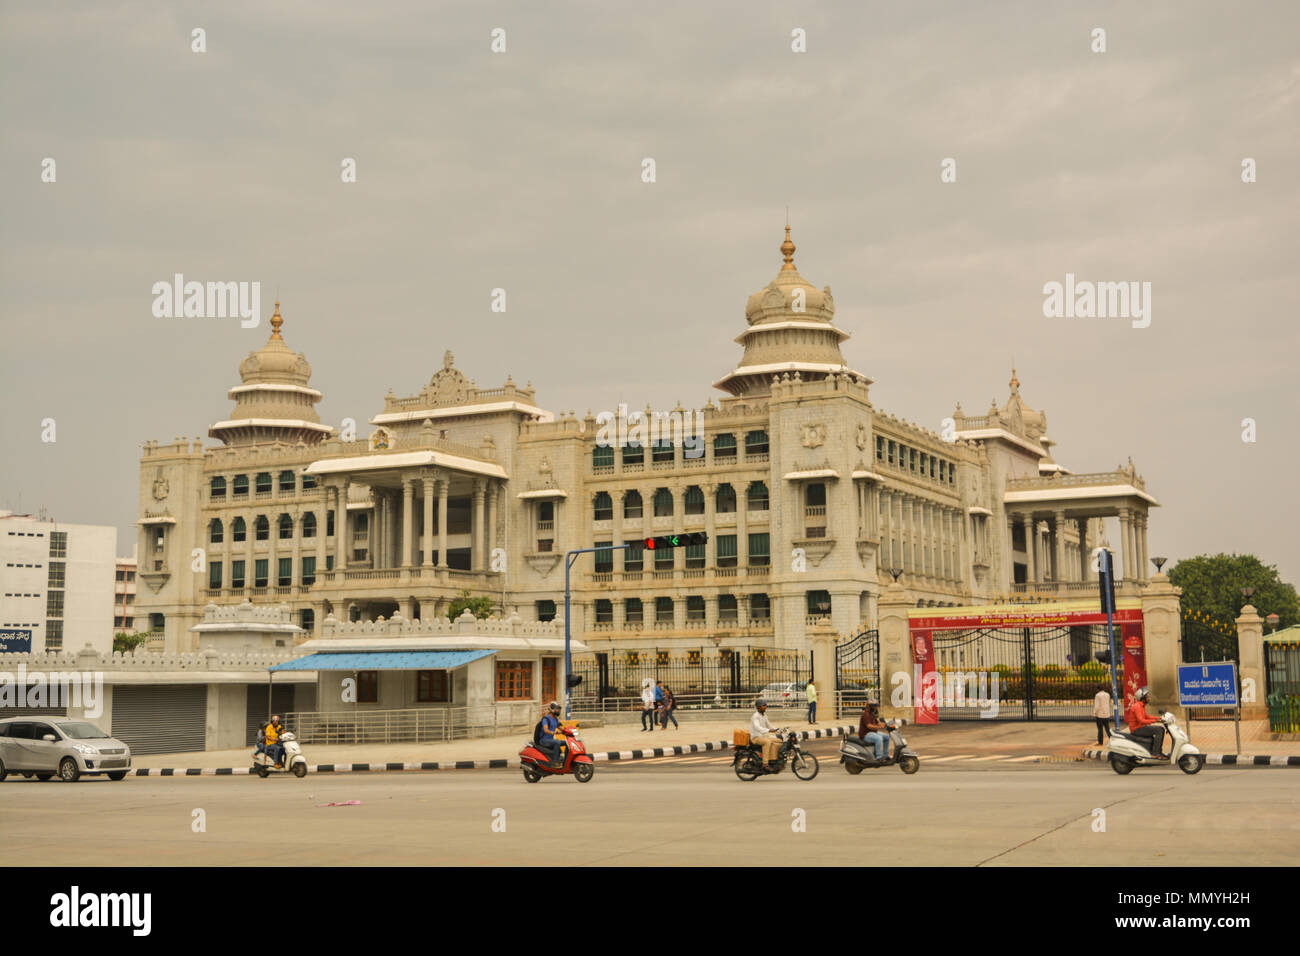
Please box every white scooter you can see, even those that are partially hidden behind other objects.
[252,731,308,778]
[1108,712,1203,775]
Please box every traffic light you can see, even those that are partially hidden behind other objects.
[566,674,583,689]
[642,533,708,550]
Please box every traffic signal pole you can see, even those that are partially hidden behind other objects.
[1098,548,1122,725]
[564,544,629,719]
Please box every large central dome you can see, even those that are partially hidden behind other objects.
[714,227,867,398]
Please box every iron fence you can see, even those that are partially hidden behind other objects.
[571,646,810,699]
[282,704,536,744]
[1180,617,1239,664]
[1266,640,1300,698]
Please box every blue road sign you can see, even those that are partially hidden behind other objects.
[1177,661,1238,707]
[0,628,33,653]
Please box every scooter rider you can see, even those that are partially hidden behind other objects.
[538,701,565,768]
[263,715,286,767]
[750,698,781,767]
[858,700,891,762]
[1125,688,1165,757]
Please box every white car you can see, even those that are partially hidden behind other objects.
[759,682,808,705]
[0,718,133,782]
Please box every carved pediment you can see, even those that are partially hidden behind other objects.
[792,537,836,566]
[525,552,562,577]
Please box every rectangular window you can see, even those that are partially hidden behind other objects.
[593,445,614,469]
[231,560,246,589]
[46,591,64,617]
[254,559,268,588]
[887,440,896,465]
[713,433,737,458]
[45,619,63,650]
[595,599,613,623]
[624,541,644,571]
[536,600,557,622]
[749,593,771,620]
[748,533,770,566]
[496,661,533,700]
[876,435,884,461]
[718,594,738,622]
[625,598,643,624]
[655,597,674,623]
[716,534,738,567]
[327,510,335,536]
[357,671,379,703]
[208,561,222,589]
[278,557,292,587]
[301,556,316,586]
[686,595,705,621]
[685,542,705,569]
[654,546,674,570]
[47,561,66,589]
[651,439,674,463]
[594,542,613,573]
[416,670,451,703]
[49,532,67,558]
[745,431,769,456]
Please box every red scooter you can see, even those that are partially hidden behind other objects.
[519,724,595,783]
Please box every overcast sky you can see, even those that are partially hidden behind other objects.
[2,1,1297,589]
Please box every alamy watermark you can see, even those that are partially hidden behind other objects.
[1042,273,1151,329]
[890,667,1001,718]
[594,404,705,459]
[0,667,104,719]
[151,274,260,328]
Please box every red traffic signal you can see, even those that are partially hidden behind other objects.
[642,533,707,550]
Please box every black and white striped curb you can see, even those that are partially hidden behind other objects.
[1082,747,1300,767]
[127,724,864,777]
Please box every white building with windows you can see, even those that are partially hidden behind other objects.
[134,229,1160,663]
[0,511,117,654]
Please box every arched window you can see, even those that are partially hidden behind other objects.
[232,474,249,497]
[255,472,273,494]
[684,486,705,515]
[232,517,246,542]
[208,519,223,544]
[279,470,296,493]
[623,490,643,519]
[302,512,317,539]
[715,483,736,514]
[278,514,293,539]
[747,482,769,511]
[713,433,736,459]
[653,487,673,517]
[255,515,270,541]
[209,476,226,499]
[622,441,644,467]
[593,492,613,521]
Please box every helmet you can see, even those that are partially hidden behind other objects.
[547,700,561,715]
[756,698,768,709]
[1135,687,1150,703]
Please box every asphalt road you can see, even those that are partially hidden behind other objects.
[3,761,1296,866]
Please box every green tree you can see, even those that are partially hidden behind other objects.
[445,589,495,620]
[1168,554,1299,632]
[113,632,150,654]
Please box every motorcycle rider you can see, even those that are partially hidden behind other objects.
[263,715,286,767]
[858,700,892,762]
[537,701,566,768]
[1124,687,1165,757]
[750,698,782,768]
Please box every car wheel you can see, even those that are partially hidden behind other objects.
[22,772,35,778]
[0,759,6,782]
[59,758,81,783]
[35,772,54,781]
[107,771,127,781]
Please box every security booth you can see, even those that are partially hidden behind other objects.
[268,609,587,742]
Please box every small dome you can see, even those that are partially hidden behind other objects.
[743,227,834,324]
[239,301,313,386]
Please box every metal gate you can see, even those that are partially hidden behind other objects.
[835,628,879,717]
[929,624,1120,721]
[246,684,297,746]
[112,685,208,754]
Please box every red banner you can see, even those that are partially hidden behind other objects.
[1121,621,1148,714]
[911,632,938,724]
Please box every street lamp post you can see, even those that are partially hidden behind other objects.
[563,543,629,719]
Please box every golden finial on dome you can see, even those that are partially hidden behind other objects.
[1009,366,1020,389]
[270,300,284,340]
[780,225,796,271]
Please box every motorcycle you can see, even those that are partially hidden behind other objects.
[732,728,820,781]
[252,731,309,778]
[840,721,920,775]
[1107,712,1203,775]
[520,724,595,783]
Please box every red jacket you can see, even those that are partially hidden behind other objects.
[1125,699,1158,729]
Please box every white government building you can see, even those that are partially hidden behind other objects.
[135,229,1160,661]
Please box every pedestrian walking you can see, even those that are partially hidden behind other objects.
[806,679,818,724]
[640,678,656,731]
[1093,684,1113,746]
[653,680,666,728]
[659,683,678,730]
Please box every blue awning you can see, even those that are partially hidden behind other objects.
[268,649,498,672]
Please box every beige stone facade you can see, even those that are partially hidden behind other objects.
[135,230,1159,656]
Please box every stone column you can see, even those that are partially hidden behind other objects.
[878,580,913,722]
[371,493,382,569]
[487,480,499,568]
[1137,513,1149,583]
[810,619,837,719]
[338,480,350,571]
[702,481,716,571]
[1140,572,1184,719]
[437,478,449,568]
[1117,508,1132,584]
[1235,604,1267,719]
[1076,517,1088,582]
[243,509,254,590]
[1021,514,1036,586]
[401,478,415,568]
[315,493,326,579]
[422,474,435,567]
[1053,509,1066,586]
[290,508,301,589]
[472,479,487,572]
[901,494,913,573]
[736,481,748,570]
